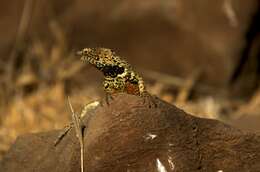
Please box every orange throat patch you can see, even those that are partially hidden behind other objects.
[125,82,140,96]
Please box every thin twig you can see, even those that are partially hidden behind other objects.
[8,0,34,72]
[141,69,220,94]
[6,0,34,98]
[68,97,84,172]
[223,0,238,27]
[176,70,201,104]
[234,88,260,119]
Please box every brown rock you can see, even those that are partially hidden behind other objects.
[1,93,260,172]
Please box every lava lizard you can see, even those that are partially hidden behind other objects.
[78,47,146,97]
[54,48,155,146]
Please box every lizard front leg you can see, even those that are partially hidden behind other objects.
[101,77,126,106]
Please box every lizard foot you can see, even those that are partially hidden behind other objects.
[100,93,114,106]
[141,91,157,108]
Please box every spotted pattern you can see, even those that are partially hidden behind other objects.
[78,48,145,96]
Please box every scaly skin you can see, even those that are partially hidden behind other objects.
[54,48,154,146]
[77,48,145,96]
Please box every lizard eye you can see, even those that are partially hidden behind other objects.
[102,66,124,77]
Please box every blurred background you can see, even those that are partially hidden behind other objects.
[0,0,259,159]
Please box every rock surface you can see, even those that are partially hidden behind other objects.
[1,93,260,172]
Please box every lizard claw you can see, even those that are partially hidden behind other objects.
[100,93,114,106]
[141,91,157,108]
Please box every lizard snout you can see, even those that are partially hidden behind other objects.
[76,49,91,62]
[76,50,83,56]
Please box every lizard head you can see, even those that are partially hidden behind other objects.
[77,48,126,78]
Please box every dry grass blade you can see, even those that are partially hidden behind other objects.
[7,0,35,93]
[68,97,84,172]
[142,69,184,87]
[234,88,260,119]
[176,70,201,104]
[223,0,238,27]
[58,60,85,80]
[142,69,216,93]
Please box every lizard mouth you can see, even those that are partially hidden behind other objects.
[76,50,89,62]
